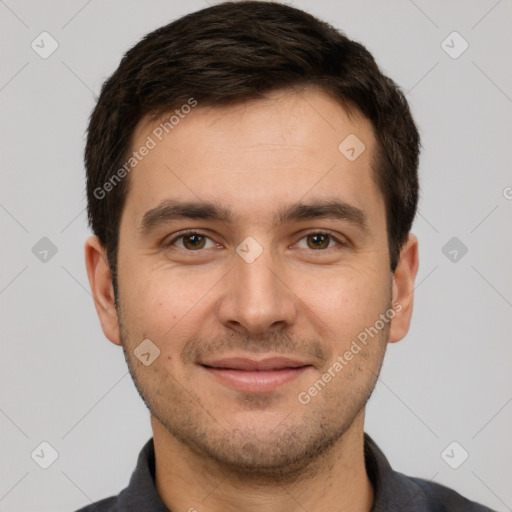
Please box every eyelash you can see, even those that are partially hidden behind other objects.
[164,229,348,254]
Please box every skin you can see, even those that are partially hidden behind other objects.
[85,87,419,512]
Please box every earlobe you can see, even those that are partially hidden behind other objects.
[388,233,419,344]
[84,236,121,346]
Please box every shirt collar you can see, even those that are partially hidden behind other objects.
[363,433,428,511]
[115,433,427,511]
[116,437,169,511]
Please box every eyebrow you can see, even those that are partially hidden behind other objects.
[138,198,369,234]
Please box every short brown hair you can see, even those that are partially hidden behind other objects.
[85,0,420,293]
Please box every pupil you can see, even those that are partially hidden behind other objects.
[187,234,203,248]
[310,234,328,249]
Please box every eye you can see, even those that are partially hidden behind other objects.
[164,230,347,253]
[295,231,346,251]
[165,231,219,251]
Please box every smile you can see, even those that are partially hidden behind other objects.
[199,356,313,392]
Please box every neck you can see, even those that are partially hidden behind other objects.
[152,411,374,512]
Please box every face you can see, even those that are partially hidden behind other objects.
[86,87,418,477]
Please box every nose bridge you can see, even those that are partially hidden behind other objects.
[217,238,296,334]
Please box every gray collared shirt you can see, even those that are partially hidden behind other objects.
[74,434,496,511]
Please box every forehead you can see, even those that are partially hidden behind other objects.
[121,87,383,231]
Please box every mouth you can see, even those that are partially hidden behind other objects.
[199,356,313,393]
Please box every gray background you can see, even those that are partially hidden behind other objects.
[1,1,511,511]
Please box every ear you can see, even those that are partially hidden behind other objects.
[84,235,121,346]
[388,233,419,344]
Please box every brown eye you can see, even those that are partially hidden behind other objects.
[306,233,331,250]
[166,231,217,251]
[182,234,207,250]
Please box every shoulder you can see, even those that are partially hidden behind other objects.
[403,473,497,511]
[73,496,118,512]
[363,434,496,512]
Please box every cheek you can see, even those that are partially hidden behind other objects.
[302,264,391,341]
[120,264,219,346]
[118,268,171,341]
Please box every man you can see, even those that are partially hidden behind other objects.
[78,1,495,511]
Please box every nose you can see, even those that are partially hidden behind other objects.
[217,245,298,335]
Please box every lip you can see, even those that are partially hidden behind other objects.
[200,356,312,393]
